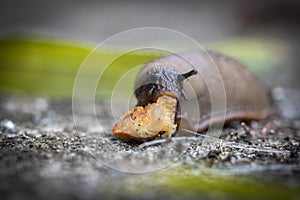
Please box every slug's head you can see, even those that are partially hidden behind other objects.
[135,65,197,106]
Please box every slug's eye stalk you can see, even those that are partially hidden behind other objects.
[178,69,198,101]
[179,69,198,80]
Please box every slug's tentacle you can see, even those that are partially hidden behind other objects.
[178,69,198,100]
[179,69,198,80]
[180,87,188,101]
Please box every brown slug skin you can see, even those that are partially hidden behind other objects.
[134,50,274,132]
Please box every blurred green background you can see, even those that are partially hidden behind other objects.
[0,36,286,98]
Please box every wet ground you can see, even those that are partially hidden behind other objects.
[0,90,299,200]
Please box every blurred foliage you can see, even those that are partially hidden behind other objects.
[207,38,282,73]
[0,37,282,98]
[164,172,300,199]
[0,38,161,97]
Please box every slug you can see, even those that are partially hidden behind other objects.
[112,50,274,141]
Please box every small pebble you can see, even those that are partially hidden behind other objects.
[1,119,18,133]
[26,130,42,138]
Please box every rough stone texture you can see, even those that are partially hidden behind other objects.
[0,93,299,199]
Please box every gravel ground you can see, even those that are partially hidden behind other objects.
[0,91,300,200]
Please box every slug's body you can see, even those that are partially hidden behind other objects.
[134,50,274,133]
